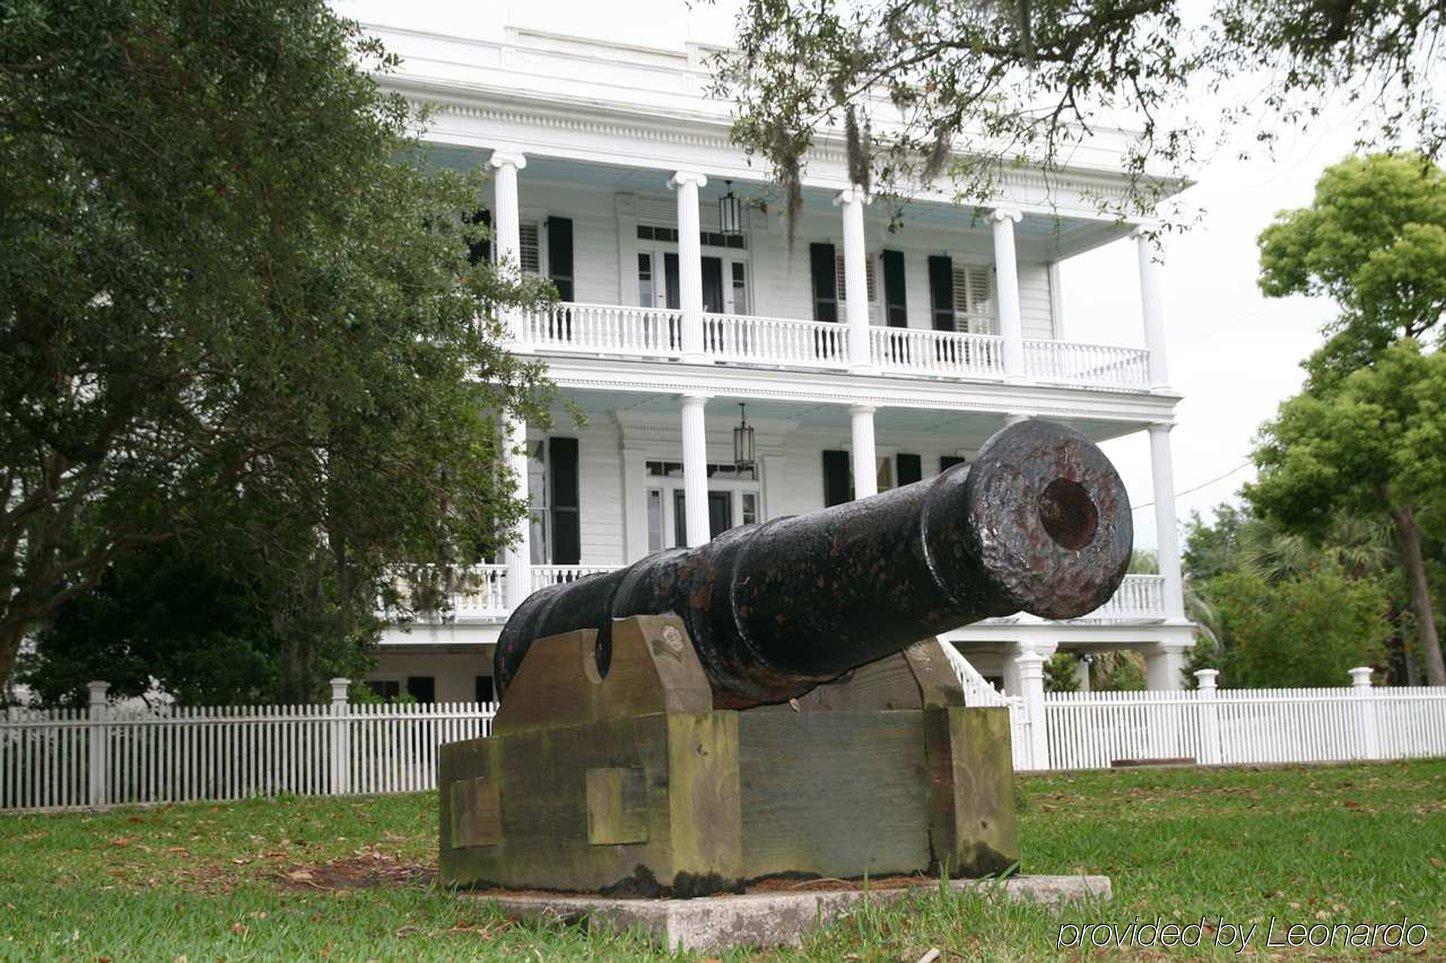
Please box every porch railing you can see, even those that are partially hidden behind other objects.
[702,312,849,368]
[1076,574,1165,622]
[530,564,621,592]
[1023,338,1151,390]
[522,303,683,358]
[517,302,1153,390]
[870,327,1005,378]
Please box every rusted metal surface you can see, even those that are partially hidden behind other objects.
[495,419,1132,708]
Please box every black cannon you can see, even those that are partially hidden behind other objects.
[495,418,1131,708]
[442,418,1133,895]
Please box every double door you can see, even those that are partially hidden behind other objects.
[637,251,749,315]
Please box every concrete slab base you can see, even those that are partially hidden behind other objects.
[466,875,1111,951]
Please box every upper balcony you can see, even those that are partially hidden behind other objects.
[521,302,1154,392]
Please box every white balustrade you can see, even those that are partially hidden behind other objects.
[522,302,684,358]
[530,564,622,591]
[1023,339,1152,390]
[870,327,1005,378]
[451,564,510,619]
[701,312,849,368]
[1080,574,1165,621]
[515,302,1156,391]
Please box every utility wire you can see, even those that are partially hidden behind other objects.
[1131,460,1253,511]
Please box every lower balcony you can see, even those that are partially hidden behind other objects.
[437,566,1168,626]
[520,303,1153,392]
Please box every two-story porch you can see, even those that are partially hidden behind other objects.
[363,23,1194,705]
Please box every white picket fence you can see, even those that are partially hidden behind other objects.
[4,671,1445,812]
[1025,670,1446,771]
[1,680,495,812]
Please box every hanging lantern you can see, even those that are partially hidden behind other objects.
[718,180,742,236]
[732,403,755,473]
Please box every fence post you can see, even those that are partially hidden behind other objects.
[1014,648,1049,770]
[329,679,351,796]
[1194,669,1221,765]
[86,680,109,807]
[1349,666,1379,760]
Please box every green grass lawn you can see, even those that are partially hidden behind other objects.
[0,760,1442,960]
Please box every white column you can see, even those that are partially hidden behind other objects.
[835,185,876,373]
[1349,666,1380,759]
[1134,228,1170,388]
[1013,645,1049,770]
[1074,655,1092,693]
[1144,643,1188,691]
[489,150,529,348]
[680,394,711,546]
[990,207,1025,380]
[849,404,878,499]
[1194,668,1221,764]
[670,171,708,362]
[502,412,532,610]
[1148,424,1187,620]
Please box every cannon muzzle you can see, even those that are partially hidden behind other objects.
[495,419,1131,708]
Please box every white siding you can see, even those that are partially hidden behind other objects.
[1018,262,1055,339]
[575,421,625,565]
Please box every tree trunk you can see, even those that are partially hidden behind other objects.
[1392,505,1446,686]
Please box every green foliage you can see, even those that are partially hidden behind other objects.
[1207,567,1389,687]
[717,1,1446,235]
[1250,341,1446,532]
[1257,153,1446,392]
[0,1,553,696]
[1042,652,1079,693]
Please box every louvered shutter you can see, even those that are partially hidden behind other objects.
[881,250,907,327]
[927,255,955,331]
[809,243,838,322]
[822,450,852,506]
[549,437,580,565]
[546,217,574,301]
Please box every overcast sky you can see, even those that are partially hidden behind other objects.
[346,0,1363,548]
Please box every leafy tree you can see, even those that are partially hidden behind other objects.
[715,0,1445,232]
[1206,567,1390,688]
[1258,153,1446,390]
[1248,341,1446,684]
[0,0,552,696]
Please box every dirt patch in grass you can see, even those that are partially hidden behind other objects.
[273,847,434,892]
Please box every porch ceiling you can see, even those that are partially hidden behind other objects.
[556,390,1150,446]
[418,145,1134,259]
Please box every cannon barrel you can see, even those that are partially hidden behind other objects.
[495,419,1132,708]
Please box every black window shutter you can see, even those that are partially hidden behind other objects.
[809,243,839,322]
[939,455,966,473]
[466,208,491,266]
[897,453,922,485]
[882,250,908,327]
[547,216,574,301]
[549,436,581,564]
[927,255,955,331]
[822,450,852,506]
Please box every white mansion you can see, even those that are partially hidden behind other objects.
[362,18,1196,704]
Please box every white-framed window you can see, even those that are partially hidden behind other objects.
[518,222,542,275]
[643,460,761,552]
[951,263,994,334]
[526,439,549,564]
